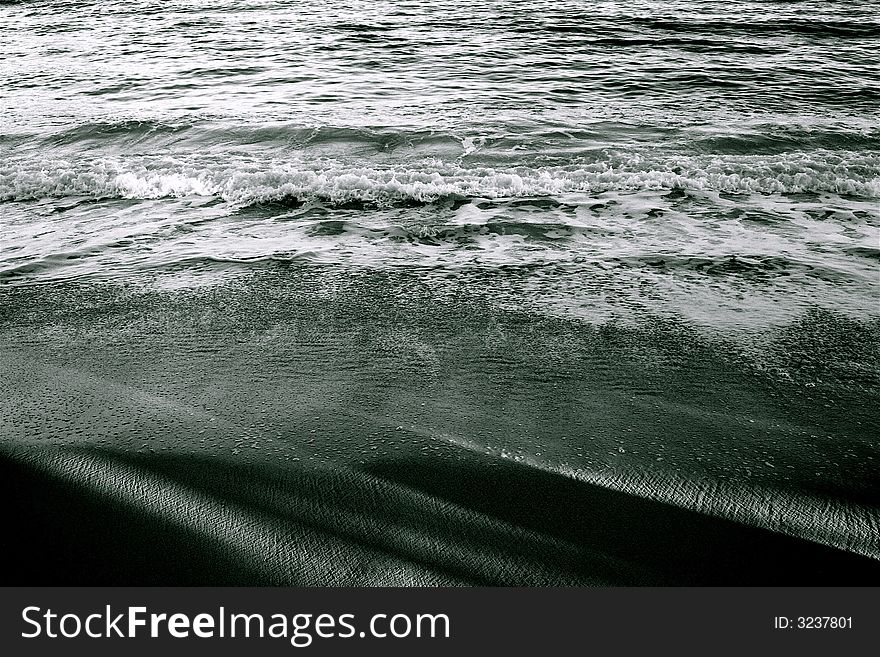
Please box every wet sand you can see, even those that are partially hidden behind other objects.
[1,265,878,585]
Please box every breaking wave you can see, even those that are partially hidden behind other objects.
[3,152,878,206]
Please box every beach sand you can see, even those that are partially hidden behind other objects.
[1,265,878,585]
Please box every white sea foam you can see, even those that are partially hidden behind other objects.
[2,152,878,205]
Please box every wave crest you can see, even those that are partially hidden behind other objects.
[2,152,878,205]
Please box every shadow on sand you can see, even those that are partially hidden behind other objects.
[1,445,877,585]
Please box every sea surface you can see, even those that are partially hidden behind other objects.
[0,0,878,584]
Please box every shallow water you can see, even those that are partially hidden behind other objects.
[1,270,879,584]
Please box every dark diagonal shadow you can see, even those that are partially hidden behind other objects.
[2,446,877,586]
[0,451,262,585]
[363,454,880,585]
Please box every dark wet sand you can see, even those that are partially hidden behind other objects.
[3,446,879,586]
[1,265,878,585]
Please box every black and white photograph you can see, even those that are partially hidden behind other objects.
[1,0,878,598]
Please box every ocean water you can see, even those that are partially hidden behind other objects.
[2,0,879,325]
[1,1,879,583]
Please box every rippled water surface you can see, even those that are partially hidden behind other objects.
[1,0,878,329]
